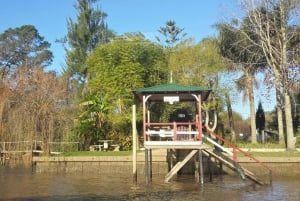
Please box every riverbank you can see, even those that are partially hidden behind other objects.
[32,149,300,177]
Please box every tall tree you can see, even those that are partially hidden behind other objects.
[168,38,224,86]
[218,22,266,144]
[156,20,186,83]
[167,38,225,133]
[0,67,74,154]
[156,20,187,48]
[0,25,53,80]
[256,101,266,143]
[240,0,299,150]
[86,35,167,143]
[65,0,114,83]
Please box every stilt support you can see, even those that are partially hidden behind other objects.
[145,149,150,184]
[150,149,152,180]
[199,150,204,184]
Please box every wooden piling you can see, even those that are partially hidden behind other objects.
[132,105,137,184]
[199,150,204,185]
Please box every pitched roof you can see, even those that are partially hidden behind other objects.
[135,83,209,93]
[133,83,211,102]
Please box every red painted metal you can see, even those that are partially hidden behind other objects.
[205,127,274,173]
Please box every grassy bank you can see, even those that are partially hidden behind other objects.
[58,150,300,158]
[238,151,300,157]
[61,150,134,157]
[54,142,300,157]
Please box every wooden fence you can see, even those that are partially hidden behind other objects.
[0,140,79,166]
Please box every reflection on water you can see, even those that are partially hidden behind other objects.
[0,166,299,201]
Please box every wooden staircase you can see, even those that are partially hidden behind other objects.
[202,148,266,185]
[163,136,272,185]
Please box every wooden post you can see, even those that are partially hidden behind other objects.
[208,155,212,182]
[132,105,137,184]
[198,94,202,141]
[199,150,204,185]
[143,95,147,141]
[145,148,150,184]
[150,149,152,181]
[195,156,199,183]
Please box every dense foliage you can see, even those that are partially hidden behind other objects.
[0,0,299,153]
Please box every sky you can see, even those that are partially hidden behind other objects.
[0,0,275,118]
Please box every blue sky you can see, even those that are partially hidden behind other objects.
[0,0,275,117]
[0,0,226,73]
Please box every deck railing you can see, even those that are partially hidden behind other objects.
[145,122,202,141]
[204,127,274,174]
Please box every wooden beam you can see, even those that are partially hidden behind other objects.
[165,149,198,183]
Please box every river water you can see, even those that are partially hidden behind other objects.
[0,167,299,201]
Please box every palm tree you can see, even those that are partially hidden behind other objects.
[217,21,266,143]
[236,68,259,143]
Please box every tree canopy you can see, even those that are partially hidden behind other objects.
[0,25,53,79]
[65,0,114,83]
[86,35,167,135]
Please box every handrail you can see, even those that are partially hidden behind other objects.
[202,135,233,156]
[145,121,202,141]
[204,126,274,173]
[146,122,198,126]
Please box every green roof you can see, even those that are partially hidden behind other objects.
[133,83,211,102]
[134,83,209,93]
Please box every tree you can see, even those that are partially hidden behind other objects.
[65,0,114,83]
[217,22,266,144]
[156,20,187,83]
[256,101,266,143]
[156,20,187,48]
[0,67,74,154]
[0,25,53,80]
[77,94,108,149]
[86,35,167,141]
[221,0,300,150]
[168,38,224,86]
[224,92,236,141]
[243,0,299,150]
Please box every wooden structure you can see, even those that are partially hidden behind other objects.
[0,141,79,166]
[134,83,273,185]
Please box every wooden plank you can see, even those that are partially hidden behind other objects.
[165,150,198,182]
[144,141,208,149]
[202,148,266,185]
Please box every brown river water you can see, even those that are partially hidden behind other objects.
[0,166,299,201]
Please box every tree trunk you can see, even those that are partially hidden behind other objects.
[280,3,295,150]
[225,92,236,141]
[274,69,285,146]
[284,92,295,150]
[248,76,257,143]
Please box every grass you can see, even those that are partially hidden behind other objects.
[56,142,299,157]
[58,149,300,158]
[232,142,285,149]
[238,151,300,157]
[60,150,134,157]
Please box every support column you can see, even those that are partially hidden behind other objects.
[132,105,137,184]
[150,149,152,181]
[208,155,212,182]
[145,148,150,184]
[195,154,199,183]
[199,150,204,185]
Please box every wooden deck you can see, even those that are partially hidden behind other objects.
[144,140,210,149]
